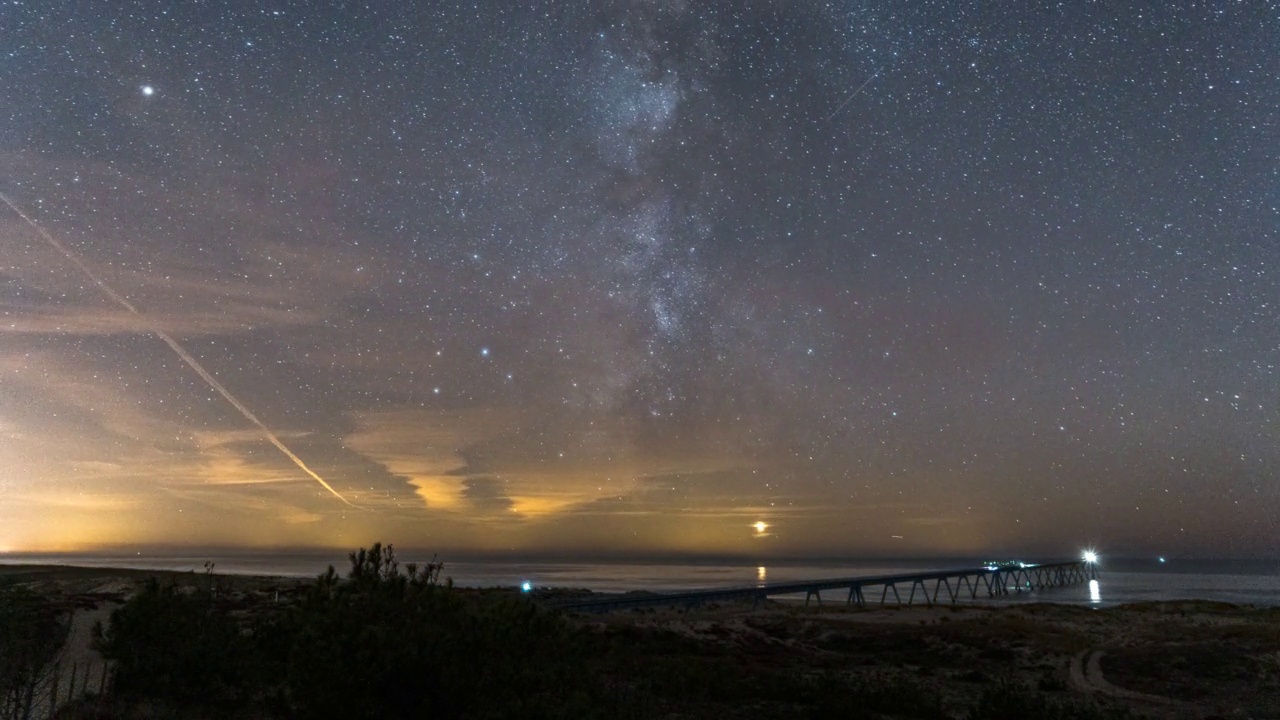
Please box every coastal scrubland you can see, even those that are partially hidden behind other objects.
[1,546,1277,719]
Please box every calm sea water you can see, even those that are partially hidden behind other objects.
[4,554,1278,607]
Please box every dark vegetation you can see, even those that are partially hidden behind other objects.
[0,581,71,720]
[50,544,1192,718]
[91,545,593,719]
[8,555,1277,719]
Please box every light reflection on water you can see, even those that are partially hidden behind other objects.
[1089,579,1101,603]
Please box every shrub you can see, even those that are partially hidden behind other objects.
[0,581,71,720]
[278,543,593,719]
[807,671,947,719]
[966,676,1133,720]
[93,578,250,706]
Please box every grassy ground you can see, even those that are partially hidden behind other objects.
[574,599,1280,718]
[7,565,1279,719]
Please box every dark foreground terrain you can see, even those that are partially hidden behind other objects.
[2,549,1277,719]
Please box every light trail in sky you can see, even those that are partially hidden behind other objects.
[824,67,881,122]
[0,192,358,508]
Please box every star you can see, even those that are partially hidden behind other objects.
[1,1,1274,559]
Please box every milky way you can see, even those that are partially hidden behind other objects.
[1,2,1276,558]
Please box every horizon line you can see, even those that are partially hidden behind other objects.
[3,547,1275,565]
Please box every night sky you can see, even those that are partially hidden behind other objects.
[2,2,1277,559]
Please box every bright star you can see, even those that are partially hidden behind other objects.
[141,85,155,96]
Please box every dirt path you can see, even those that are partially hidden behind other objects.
[1069,649,1211,718]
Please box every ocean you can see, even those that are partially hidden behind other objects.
[3,553,1278,608]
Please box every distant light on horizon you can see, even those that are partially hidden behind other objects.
[753,521,768,535]
[520,581,532,592]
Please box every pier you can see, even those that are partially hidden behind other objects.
[550,560,1097,613]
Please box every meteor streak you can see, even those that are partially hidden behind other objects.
[1,192,358,508]
[824,67,881,122]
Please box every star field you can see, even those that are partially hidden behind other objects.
[1,2,1277,558]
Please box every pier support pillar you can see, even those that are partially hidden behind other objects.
[933,577,957,604]
[908,580,932,607]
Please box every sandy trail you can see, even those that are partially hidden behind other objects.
[1069,649,1209,718]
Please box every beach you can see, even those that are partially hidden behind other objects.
[4,562,1278,719]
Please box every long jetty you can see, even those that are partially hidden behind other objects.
[550,560,1097,613]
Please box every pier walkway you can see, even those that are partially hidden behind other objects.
[550,560,1097,613]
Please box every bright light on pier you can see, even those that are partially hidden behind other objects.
[1082,550,1099,564]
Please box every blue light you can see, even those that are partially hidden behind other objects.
[521,581,532,592]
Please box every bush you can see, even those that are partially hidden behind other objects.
[92,544,599,718]
[807,671,947,719]
[277,543,593,719]
[966,676,1132,720]
[93,578,250,707]
[0,581,71,720]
